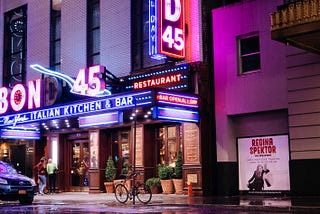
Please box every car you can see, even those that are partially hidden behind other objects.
[0,161,36,205]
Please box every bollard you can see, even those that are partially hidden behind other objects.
[187,181,193,197]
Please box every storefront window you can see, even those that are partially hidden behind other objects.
[89,130,99,168]
[121,132,129,163]
[157,125,181,167]
[4,5,27,87]
[0,143,10,161]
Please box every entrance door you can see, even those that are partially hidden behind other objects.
[69,140,89,191]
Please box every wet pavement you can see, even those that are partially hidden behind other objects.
[33,192,320,212]
[1,192,320,213]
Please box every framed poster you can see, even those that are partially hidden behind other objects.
[238,135,290,192]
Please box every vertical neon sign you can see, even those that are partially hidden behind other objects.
[149,0,185,60]
[159,0,185,59]
[149,0,166,60]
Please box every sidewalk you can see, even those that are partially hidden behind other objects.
[34,192,320,213]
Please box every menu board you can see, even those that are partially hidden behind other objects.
[183,123,199,164]
[134,126,143,166]
[89,130,99,168]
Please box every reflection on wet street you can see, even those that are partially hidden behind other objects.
[1,192,319,213]
[0,201,292,214]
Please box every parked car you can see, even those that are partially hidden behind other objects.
[0,161,36,205]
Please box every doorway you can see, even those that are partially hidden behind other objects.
[69,139,89,191]
[156,125,181,167]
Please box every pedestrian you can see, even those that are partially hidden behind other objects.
[34,157,47,195]
[46,158,58,194]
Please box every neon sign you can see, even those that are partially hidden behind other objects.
[160,0,185,58]
[30,64,111,97]
[0,90,153,127]
[156,91,198,108]
[149,0,185,60]
[153,107,198,123]
[134,74,181,89]
[0,129,41,139]
[79,112,122,128]
[149,0,165,60]
[0,79,41,115]
[126,64,189,91]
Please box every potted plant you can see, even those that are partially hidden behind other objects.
[146,177,161,194]
[104,156,116,193]
[121,160,132,175]
[158,164,174,194]
[114,160,132,189]
[172,151,184,194]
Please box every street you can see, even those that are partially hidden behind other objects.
[0,192,307,213]
[0,202,293,214]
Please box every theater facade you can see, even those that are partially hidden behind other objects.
[0,62,204,193]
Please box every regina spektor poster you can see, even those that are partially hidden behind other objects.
[238,135,290,192]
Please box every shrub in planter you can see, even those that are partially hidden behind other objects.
[173,151,184,194]
[121,160,132,176]
[158,164,174,194]
[146,177,161,194]
[104,156,116,193]
[158,164,173,180]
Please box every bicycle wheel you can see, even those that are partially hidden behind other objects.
[136,183,152,204]
[115,183,129,203]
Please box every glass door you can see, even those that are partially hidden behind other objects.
[157,125,181,167]
[70,140,89,191]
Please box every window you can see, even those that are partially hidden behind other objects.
[3,5,27,88]
[87,0,100,66]
[237,34,261,74]
[157,125,181,167]
[50,0,61,71]
[131,0,165,72]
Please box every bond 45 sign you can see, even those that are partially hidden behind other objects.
[149,0,185,59]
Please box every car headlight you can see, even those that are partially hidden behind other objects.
[0,177,8,184]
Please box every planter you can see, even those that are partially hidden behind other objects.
[104,182,114,193]
[160,179,174,194]
[172,179,184,194]
[150,185,161,194]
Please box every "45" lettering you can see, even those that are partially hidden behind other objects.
[162,26,184,51]
[73,65,105,96]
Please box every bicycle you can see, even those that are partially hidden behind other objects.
[114,172,152,204]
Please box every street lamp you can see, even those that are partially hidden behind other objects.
[131,98,137,205]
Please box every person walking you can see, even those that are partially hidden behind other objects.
[46,158,58,194]
[35,157,47,195]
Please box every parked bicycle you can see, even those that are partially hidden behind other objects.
[114,172,152,204]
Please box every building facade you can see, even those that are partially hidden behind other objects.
[0,0,215,195]
[213,0,320,196]
[2,0,318,197]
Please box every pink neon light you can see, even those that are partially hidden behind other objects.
[28,79,42,109]
[87,65,106,96]
[156,93,198,106]
[133,74,182,89]
[10,84,26,111]
[0,88,8,114]
[186,0,200,62]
